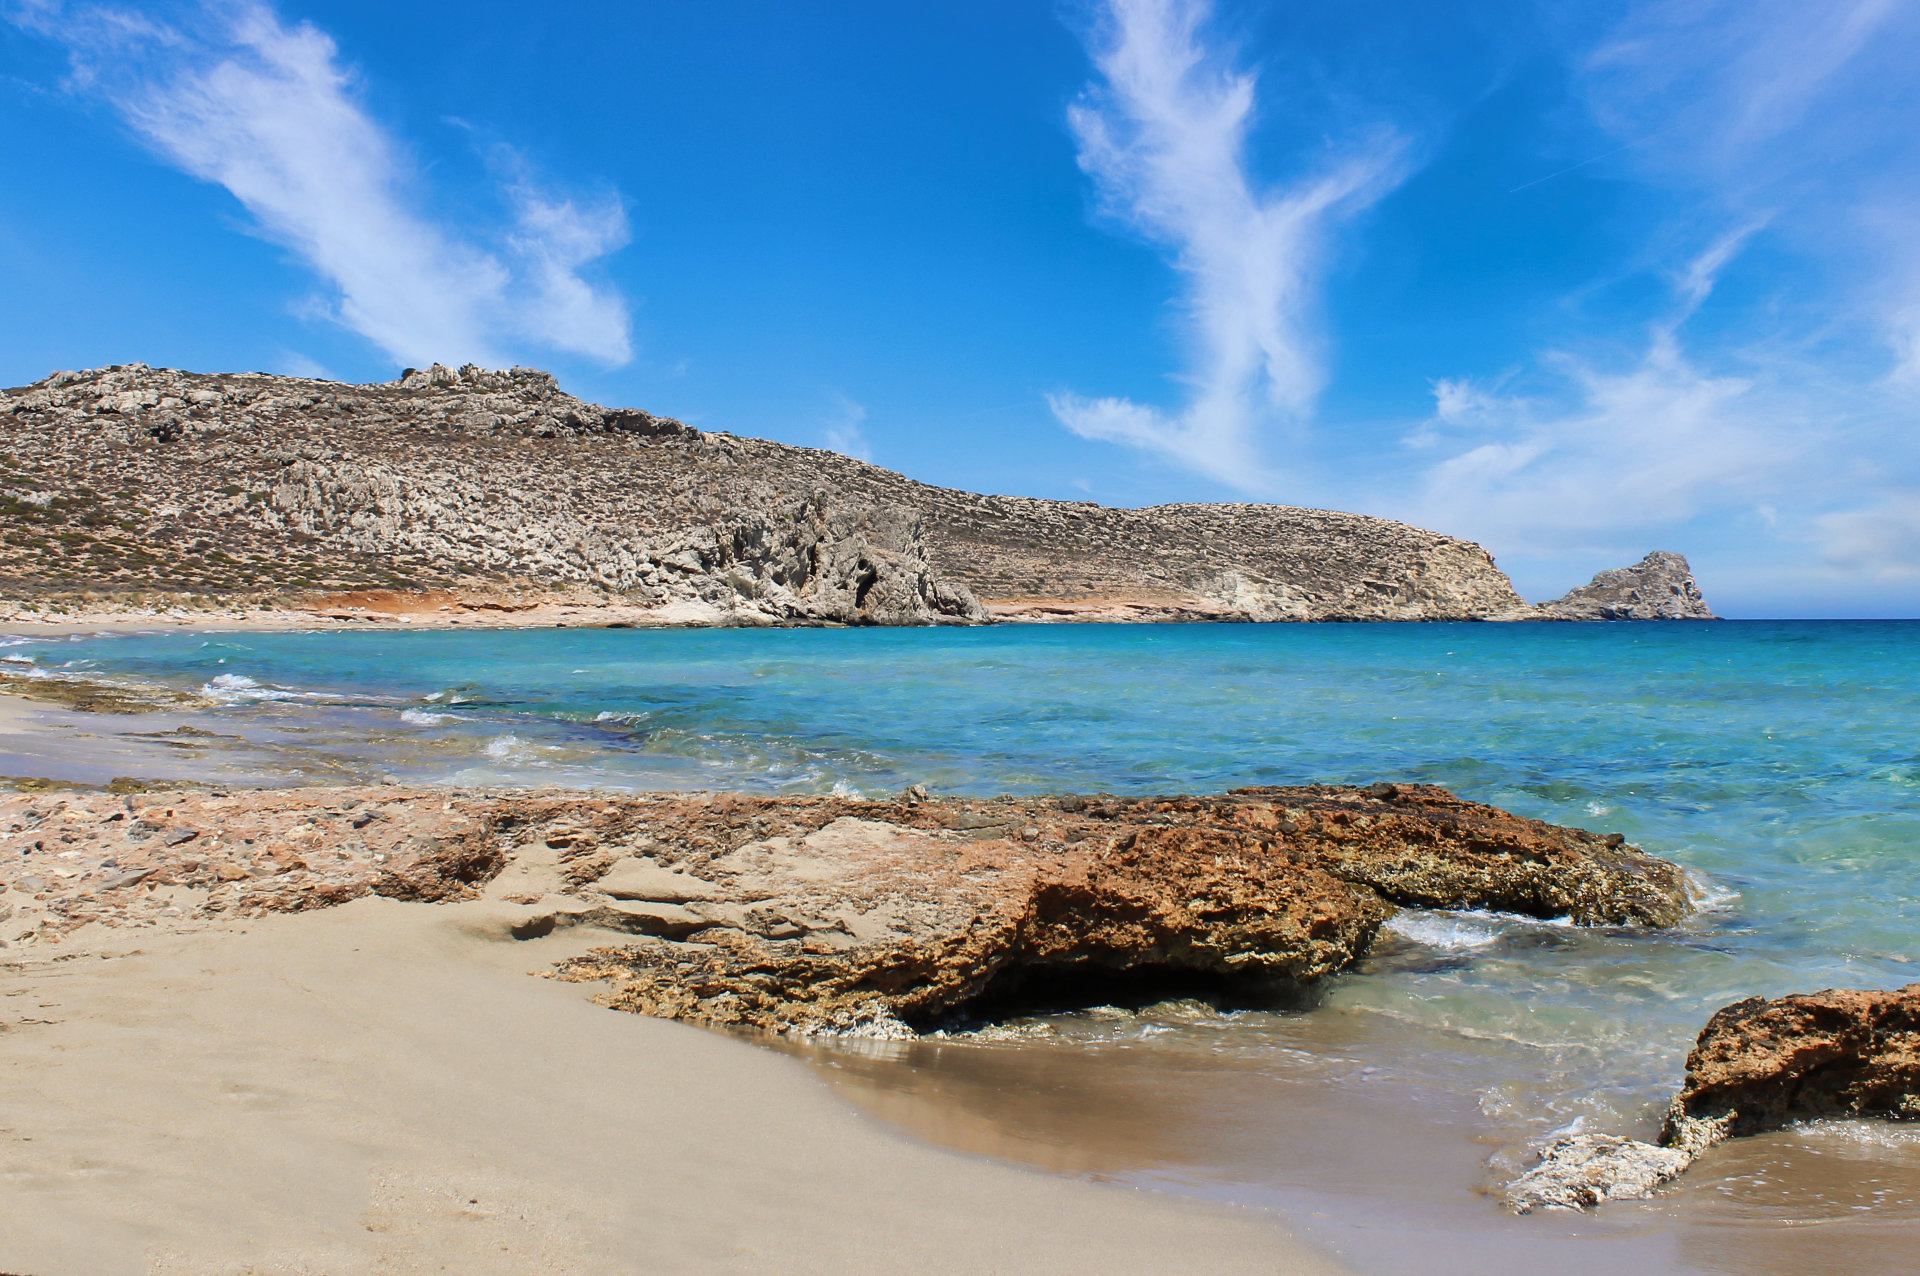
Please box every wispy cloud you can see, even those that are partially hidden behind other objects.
[1408,233,1799,552]
[1817,497,1920,578]
[9,0,632,369]
[1050,0,1404,489]
[1406,0,1920,598]
[820,393,873,461]
[1580,0,1920,379]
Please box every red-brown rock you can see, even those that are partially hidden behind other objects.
[1662,983,1920,1151]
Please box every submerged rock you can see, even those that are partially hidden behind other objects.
[1508,982,1920,1212]
[1538,551,1716,621]
[1507,1134,1693,1213]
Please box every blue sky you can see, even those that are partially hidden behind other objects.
[4,0,1919,616]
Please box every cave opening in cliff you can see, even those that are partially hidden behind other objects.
[925,959,1323,1030]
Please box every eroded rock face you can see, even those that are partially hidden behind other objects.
[1508,983,1920,1212]
[0,783,1689,1040]
[0,362,1701,625]
[1539,551,1716,621]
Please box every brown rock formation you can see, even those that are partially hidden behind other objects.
[0,362,1708,625]
[1509,982,1920,1212]
[1661,983,1920,1151]
[0,782,1688,1039]
[551,783,1691,1035]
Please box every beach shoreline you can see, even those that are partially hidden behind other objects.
[0,894,1347,1274]
[5,626,1920,1275]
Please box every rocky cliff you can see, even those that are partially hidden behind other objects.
[0,362,1711,625]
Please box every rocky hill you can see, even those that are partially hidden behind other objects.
[1536,551,1717,620]
[0,362,1713,626]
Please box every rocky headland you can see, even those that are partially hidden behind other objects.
[1,362,1714,627]
[0,781,1690,1036]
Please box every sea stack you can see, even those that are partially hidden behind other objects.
[1538,551,1717,620]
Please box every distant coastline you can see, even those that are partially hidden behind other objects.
[4,362,1715,628]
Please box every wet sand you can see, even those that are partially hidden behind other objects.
[0,895,1344,1275]
[785,1021,1920,1275]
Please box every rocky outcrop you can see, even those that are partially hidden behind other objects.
[1662,983,1920,1149]
[1538,551,1716,620]
[2,782,1689,1038]
[907,496,1536,623]
[549,783,1690,1035]
[1509,983,1920,1212]
[0,362,1705,625]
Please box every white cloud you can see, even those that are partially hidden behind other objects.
[820,393,872,462]
[1414,341,1780,545]
[1051,0,1404,489]
[1816,498,1920,577]
[1410,235,1798,548]
[1583,0,1906,172]
[11,0,632,369]
[1405,1,1920,595]
[271,349,329,379]
[1581,0,1920,385]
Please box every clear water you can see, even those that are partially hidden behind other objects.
[6,619,1919,1269]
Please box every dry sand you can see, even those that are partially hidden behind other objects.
[0,893,1345,1275]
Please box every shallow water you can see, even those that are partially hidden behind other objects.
[4,619,1918,1270]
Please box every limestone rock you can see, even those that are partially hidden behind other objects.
[0,363,984,628]
[1538,551,1716,621]
[1507,1134,1693,1213]
[546,783,1692,1034]
[589,857,721,904]
[0,783,1691,1042]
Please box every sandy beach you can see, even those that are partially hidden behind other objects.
[0,890,1344,1274]
[0,590,757,637]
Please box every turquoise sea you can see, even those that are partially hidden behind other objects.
[6,619,1919,1272]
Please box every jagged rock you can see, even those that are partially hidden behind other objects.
[1506,982,1920,1212]
[0,363,1703,625]
[0,363,983,627]
[1538,551,1716,620]
[545,782,1691,1034]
